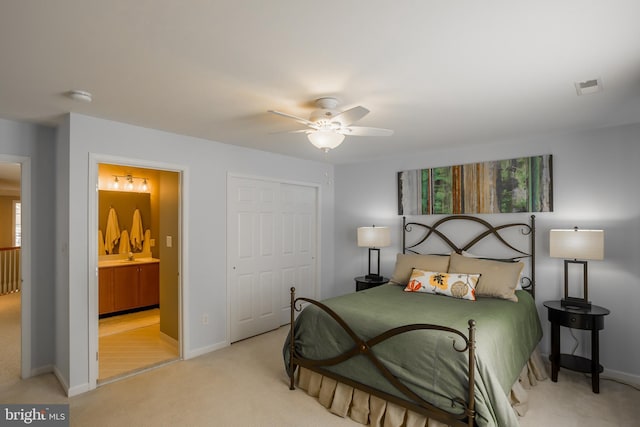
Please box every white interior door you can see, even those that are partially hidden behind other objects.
[228,177,317,343]
[228,177,281,342]
[279,183,317,324]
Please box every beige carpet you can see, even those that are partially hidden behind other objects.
[0,324,638,426]
[0,291,20,387]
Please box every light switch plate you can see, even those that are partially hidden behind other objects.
[166,236,172,248]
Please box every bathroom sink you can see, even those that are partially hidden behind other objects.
[98,257,159,268]
[118,257,154,263]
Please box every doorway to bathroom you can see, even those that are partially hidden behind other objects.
[95,163,181,383]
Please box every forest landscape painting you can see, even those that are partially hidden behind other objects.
[397,155,553,215]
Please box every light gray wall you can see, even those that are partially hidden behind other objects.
[0,118,56,375]
[334,123,640,383]
[61,113,335,392]
[6,110,637,392]
[54,116,70,386]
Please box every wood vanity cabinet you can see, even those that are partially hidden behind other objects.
[99,262,160,316]
[98,267,116,315]
[138,262,160,307]
[113,265,141,312]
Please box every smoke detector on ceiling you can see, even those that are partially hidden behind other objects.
[68,89,93,103]
[574,78,603,96]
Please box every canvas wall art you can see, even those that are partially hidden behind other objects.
[397,155,553,215]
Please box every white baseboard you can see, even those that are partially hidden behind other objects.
[52,365,90,397]
[183,340,228,359]
[540,352,639,387]
[602,367,640,387]
[52,366,69,395]
[30,364,53,378]
[67,382,90,397]
[30,365,86,397]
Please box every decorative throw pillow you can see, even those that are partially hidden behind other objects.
[448,252,523,302]
[403,269,479,301]
[389,253,450,286]
[460,250,524,290]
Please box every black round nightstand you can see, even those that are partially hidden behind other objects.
[355,276,389,292]
[543,300,610,393]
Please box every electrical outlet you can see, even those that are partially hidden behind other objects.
[149,238,155,247]
[202,314,209,325]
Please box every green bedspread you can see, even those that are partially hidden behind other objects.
[283,284,542,427]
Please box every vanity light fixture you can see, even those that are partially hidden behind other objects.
[111,174,150,192]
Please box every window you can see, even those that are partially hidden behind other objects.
[13,200,21,247]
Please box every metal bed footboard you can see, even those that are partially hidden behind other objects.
[288,287,477,427]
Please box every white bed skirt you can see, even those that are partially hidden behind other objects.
[296,348,547,427]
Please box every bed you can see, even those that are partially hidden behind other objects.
[284,215,546,427]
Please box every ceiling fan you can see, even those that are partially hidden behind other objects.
[268,97,394,152]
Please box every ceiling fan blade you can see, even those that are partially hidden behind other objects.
[268,110,315,127]
[340,126,394,136]
[331,106,369,126]
[268,128,311,135]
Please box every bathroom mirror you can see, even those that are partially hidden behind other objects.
[98,190,152,255]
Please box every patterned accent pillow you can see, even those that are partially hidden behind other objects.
[389,253,451,286]
[448,252,523,302]
[403,269,479,301]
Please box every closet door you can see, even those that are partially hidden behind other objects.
[228,177,318,343]
[279,183,317,325]
[228,177,281,342]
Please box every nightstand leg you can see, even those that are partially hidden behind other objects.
[551,321,560,382]
[592,328,600,393]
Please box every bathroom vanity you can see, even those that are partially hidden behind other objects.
[98,258,160,316]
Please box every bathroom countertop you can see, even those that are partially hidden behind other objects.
[98,257,160,268]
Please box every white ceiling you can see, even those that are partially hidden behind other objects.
[1,1,639,164]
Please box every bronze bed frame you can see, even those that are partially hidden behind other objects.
[288,214,536,427]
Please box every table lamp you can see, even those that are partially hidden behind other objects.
[357,225,391,282]
[549,227,604,309]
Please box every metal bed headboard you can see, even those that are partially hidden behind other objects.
[402,215,536,298]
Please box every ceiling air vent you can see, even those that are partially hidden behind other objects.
[574,78,603,96]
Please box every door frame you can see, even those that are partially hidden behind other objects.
[88,153,187,389]
[226,173,321,344]
[0,155,31,379]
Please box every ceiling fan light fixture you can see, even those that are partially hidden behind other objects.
[269,98,392,152]
[307,130,345,152]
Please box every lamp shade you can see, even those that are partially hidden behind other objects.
[357,226,391,248]
[307,130,345,151]
[549,229,604,260]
